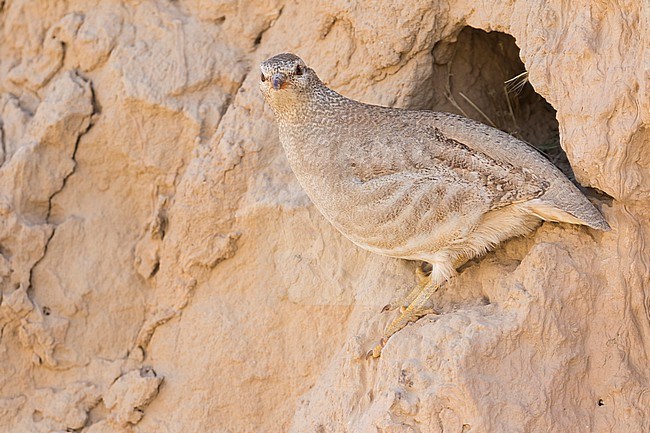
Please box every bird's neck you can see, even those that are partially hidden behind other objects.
[273,84,350,152]
[271,84,357,191]
[272,84,350,125]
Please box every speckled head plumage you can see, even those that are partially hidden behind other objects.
[259,53,325,117]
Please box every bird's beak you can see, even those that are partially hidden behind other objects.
[272,73,286,90]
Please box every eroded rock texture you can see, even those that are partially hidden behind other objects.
[0,1,647,432]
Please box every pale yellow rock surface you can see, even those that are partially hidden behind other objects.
[0,1,647,432]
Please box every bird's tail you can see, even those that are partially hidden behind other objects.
[525,198,611,231]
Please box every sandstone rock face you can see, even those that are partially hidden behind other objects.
[0,1,647,432]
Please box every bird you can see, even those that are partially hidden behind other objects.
[258,52,610,358]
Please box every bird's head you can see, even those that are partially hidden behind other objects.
[259,53,320,116]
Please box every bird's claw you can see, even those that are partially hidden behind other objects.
[380,303,408,313]
[366,338,387,359]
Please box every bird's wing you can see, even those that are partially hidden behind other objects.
[417,111,609,230]
[347,116,549,213]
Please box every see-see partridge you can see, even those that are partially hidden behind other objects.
[259,53,610,358]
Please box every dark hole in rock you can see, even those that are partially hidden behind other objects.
[150,261,160,277]
[423,27,572,180]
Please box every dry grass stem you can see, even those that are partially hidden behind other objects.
[458,92,497,128]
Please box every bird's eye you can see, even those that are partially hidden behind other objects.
[260,72,266,82]
[294,64,304,76]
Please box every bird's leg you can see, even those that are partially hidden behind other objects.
[369,258,464,359]
[380,262,433,313]
[369,279,441,358]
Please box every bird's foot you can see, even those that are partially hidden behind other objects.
[367,338,388,359]
[367,306,438,359]
[380,263,433,313]
[368,283,440,359]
